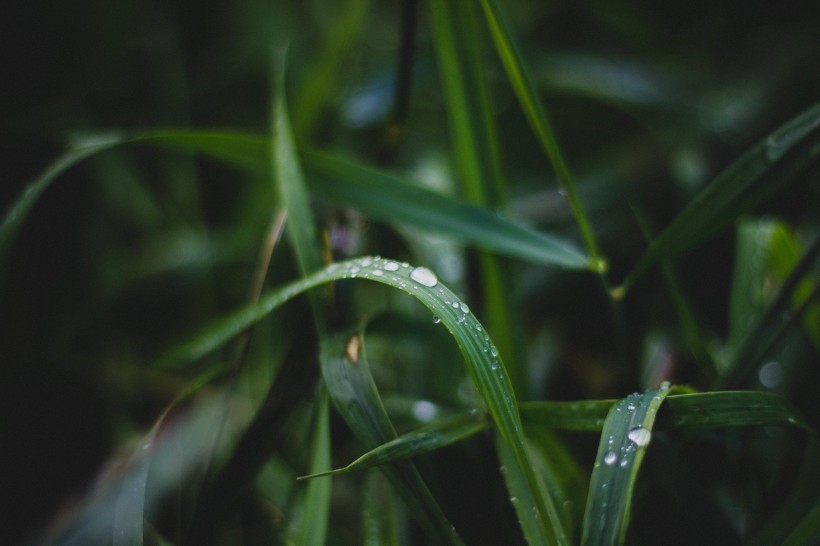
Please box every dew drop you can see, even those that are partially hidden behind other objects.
[452,302,459,309]
[489,345,498,357]
[432,315,441,324]
[361,258,372,267]
[627,403,636,412]
[604,451,618,466]
[372,269,384,276]
[627,427,652,447]
[460,302,470,314]
[620,457,629,468]
[410,267,438,287]
[384,261,400,272]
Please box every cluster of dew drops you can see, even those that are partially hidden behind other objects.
[323,256,504,375]
[596,382,670,474]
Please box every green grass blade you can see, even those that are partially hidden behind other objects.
[520,390,809,432]
[362,471,399,546]
[299,410,486,480]
[296,388,332,546]
[304,149,588,269]
[623,100,820,290]
[581,384,672,546]
[0,134,122,272]
[479,0,603,270]
[319,330,463,544]
[0,130,589,274]
[155,256,555,543]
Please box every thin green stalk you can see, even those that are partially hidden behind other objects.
[479,0,605,272]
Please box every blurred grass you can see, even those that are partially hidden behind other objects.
[2,1,819,545]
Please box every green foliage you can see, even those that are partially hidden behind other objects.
[2,1,819,545]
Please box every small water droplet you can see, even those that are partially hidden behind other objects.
[620,457,629,468]
[350,267,360,274]
[372,269,384,276]
[384,261,400,271]
[627,403,636,412]
[489,345,498,357]
[604,451,617,465]
[432,315,441,324]
[460,302,470,313]
[451,302,459,309]
[457,315,466,323]
[627,427,652,447]
[410,266,438,287]
[510,496,519,504]
[361,258,372,267]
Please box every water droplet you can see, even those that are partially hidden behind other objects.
[758,361,783,389]
[432,315,441,324]
[489,345,498,357]
[451,302,459,309]
[620,457,629,468]
[510,496,519,504]
[627,403,636,412]
[457,315,466,323]
[361,258,372,267]
[491,361,499,370]
[350,267,360,275]
[660,380,671,390]
[384,261,400,271]
[460,302,470,313]
[372,269,384,276]
[410,267,438,287]
[627,427,652,447]
[604,451,617,465]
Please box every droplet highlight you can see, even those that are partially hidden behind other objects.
[410,267,438,287]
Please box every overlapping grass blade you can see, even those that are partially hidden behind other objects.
[155,255,552,543]
[271,52,332,544]
[299,410,486,480]
[428,0,526,401]
[429,1,566,541]
[623,100,820,290]
[0,130,589,278]
[319,331,463,544]
[581,385,672,546]
[478,0,603,268]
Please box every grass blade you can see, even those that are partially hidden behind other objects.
[581,385,672,546]
[156,255,554,543]
[319,330,463,544]
[299,410,486,480]
[623,100,820,290]
[362,471,399,546]
[295,388,332,546]
[479,0,604,269]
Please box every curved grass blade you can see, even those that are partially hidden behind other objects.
[155,255,562,544]
[479,0,604,270]
[623,100,820,291]
[319,330,463,544]
[299,410,486,480]
[581,384,673,546]
[0,134,123,272]
[0,129,589,274]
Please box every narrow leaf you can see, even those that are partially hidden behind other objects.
[623,100,820,289]
[581,384,673,546]
[299,410,486,479]
[296,388,332,546]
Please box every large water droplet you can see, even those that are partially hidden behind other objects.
[460,302,470,314]
[489,345,498,357]
[410,267,438,287]
[383,261,400,272]
[372,269,384,276]
[604,451,618,466]
[627,427,652,447]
